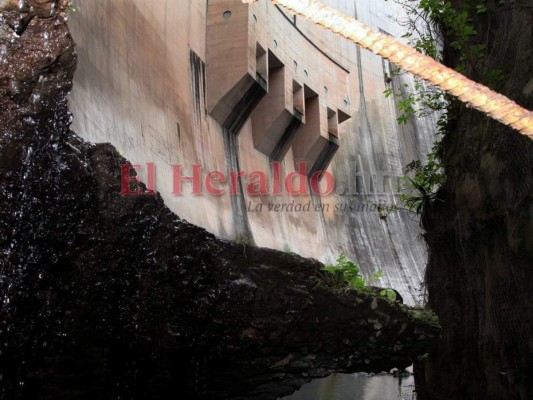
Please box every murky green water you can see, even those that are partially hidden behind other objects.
[281,373,416,400]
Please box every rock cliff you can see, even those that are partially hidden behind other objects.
[419,1,533,398]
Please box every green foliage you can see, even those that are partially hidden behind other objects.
[400,150,445,214]
[322,254,384,293]
[385,80,446,125]
[369,270,383,286]
[322,255,398,303]
[416,0,479,62]
[408,307,441,328]
[323,254,368,291]
[383,0,448,125]
[475,4,487,15]
[399,102,454,217]
[386,0,503,125]
[67,0,76,13]
[385,1,463,213]
[380,289,397,301]
[388,1,507,219]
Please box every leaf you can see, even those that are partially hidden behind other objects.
[397,114,410,125]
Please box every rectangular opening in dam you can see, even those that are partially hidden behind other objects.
[327,107,338,137]
[256,43,268,88]
[293,80,304,120]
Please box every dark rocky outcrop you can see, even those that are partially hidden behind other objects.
[419,1,533,399]
[0,2,438,399]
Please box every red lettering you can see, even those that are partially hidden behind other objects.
[121,164,155,196]
[285,162,309,195]
[121,164,142,195]
[205,170,226,195]
[247,171,268,196]
[172,164,202,195]
[310,170,335,195]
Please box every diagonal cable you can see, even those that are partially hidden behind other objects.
[243,0,533,138]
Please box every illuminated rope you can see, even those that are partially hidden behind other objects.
[243,0,533,138]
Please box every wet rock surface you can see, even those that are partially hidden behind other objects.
[0,2,438,399]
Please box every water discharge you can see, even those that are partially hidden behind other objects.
[282,373,416,400]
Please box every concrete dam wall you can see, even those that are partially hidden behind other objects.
[68,0,438,304]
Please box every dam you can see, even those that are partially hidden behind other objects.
[68,0,438,305]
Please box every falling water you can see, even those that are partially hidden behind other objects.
[281,372,416,400]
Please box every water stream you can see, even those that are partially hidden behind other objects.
[281,373,416,400]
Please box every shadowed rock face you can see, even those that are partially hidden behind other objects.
[419,2,533,399]
[0,2,438,399]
